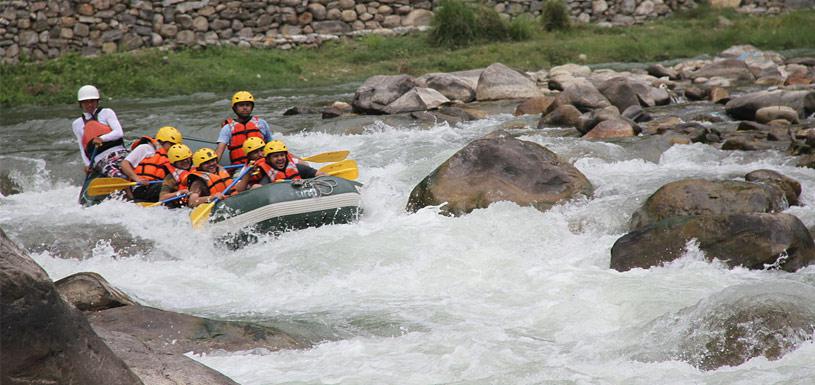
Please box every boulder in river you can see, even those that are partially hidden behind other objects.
[539,104,582,128]
[610,212,815,272]
[598,77,670,111]
[629,178,789,230]
[755,105,799,124]
[352,74,417,114]
[583,118,637,139]
[514,95,556,116]
[725,89,815,121]
[689,59,756,82]
[406,130,593,216]
[0,228,143,385]
[55,272,138,311]
[557,78,612,112]
[475,63,543,101]
[420,70,480,103]
[744,169,801,206]
[639,281,815,371]
[383,87,449,114]
[577,105,621,134]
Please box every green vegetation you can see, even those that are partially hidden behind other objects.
[428,0,529,48]
[2,8,815,107]
[542,0,571,31]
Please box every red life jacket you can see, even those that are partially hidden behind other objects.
[186,168,233,196]
[225,116,264,165]
[81,107,124,160]
[131,137,174,181]
[169,167,192,186]
[255,154,301,183]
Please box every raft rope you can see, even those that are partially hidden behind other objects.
[291,176,337,195]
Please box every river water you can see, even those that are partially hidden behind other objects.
[2,82,815,384]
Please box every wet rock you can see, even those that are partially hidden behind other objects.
[725,89,815,121]
[641,116,682,135]
[629,179,788,230]
[576,105,620,134]
[755,105,799,124]
[683,86,707,101]
[583,118,636,139]
[557,78,611,112]
[0,228,142,384]
[420,70,480,103]
[675,123,721,143]
[690,59,755,82]
[406,130,593,216]
[737,121,771,131]
[643,281,815,371]
[611,213,815,272]
[621,105,652,123]
[721,135,774,151]
[475,63,542,101]
[539,104,582,128]
[55,272,137,312]
[744,169,801,206]
[321,101,353,119]
[352,74,417,114]
[437,105,488,121]
[598,77,669,111]
[88,305,304,356]
[709,86,730,104]
[514,95,556,116]
[11,223,156,260]
[283,105,321,115]
[646,63,678,80]
[384,87,449,114]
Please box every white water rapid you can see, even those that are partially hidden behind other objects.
[2,88,815,384]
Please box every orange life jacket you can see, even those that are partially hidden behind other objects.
[81,107,124,160]
[131,137,174,181]
[225,116,264,165]
[187,168,233,196]
[169,167,192,186]
[255,155,301,183]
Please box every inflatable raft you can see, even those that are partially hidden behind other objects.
[206,175,363,241]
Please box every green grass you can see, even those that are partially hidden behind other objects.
[3,8,815,107]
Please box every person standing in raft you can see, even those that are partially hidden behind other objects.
[71,85,128,178]
[216,91,274,166]
[119,126,183,202]
[186,148,249,208]
[243,140,325,187]
[157,143,194,208]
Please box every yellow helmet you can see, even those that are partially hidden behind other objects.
[192,148,218,168]
[231,91,255,107]
[155,126,183,144]
[242,137,266,156]
[262,140,288,156]
[167,144,192,163]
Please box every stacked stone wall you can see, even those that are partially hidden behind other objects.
[0,0,807,64]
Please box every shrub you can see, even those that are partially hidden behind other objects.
[542,0,571,31]
[509,15,536,41]
[429,0,532,47]
[429,0,478,47]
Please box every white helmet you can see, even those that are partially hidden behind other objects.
[77,85,100,101]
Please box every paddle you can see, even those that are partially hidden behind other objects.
[301,150,349,163]
[78,146,98,203]
[137,193,188,208]
[86,177,163,196]
[189,165,253,229]
[319,159,359,180]
[222,150,351,170]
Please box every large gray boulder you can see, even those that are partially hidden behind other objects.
[420,70,481,102]
[406,130,593,216]
[539,104,582,128]
[598,77,671,111]
[557,78,611,112]
[725,89,815,120]
[583,118,636,139]
[0,228,143,385]
[744,169,801,206]
[475,63,543,101]
[384,87,449,114]
[689,59,756,81]
[629,179,789,230]
[352,75,417,114]
[610,213,815,272]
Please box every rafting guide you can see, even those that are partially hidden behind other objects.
[217,91,274,165]
[72,85,128,179]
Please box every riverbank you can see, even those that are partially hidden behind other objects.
[2,7,814,107]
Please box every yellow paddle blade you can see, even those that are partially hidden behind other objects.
[320,160,358,180]
[301,150,350,163]
[137,201,162,208]
[189,202,215,229]
[86,177,136,196]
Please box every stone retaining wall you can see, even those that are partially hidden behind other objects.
[0,0,807,64]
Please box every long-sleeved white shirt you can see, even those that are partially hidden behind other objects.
[124,143,156,168]
[71,108,125,166]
